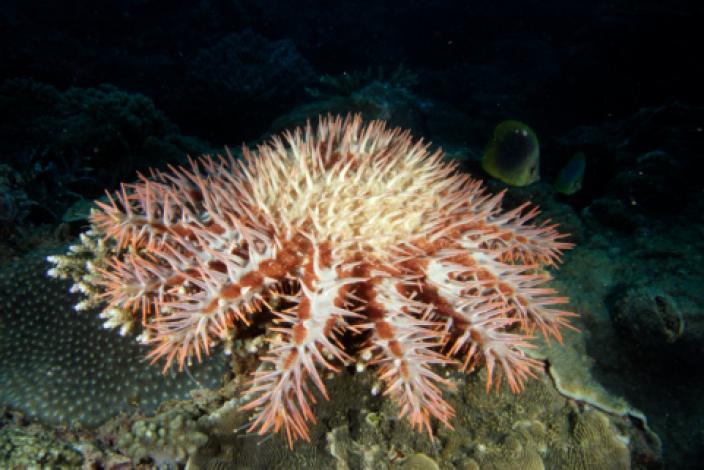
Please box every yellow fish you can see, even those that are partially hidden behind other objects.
[482,120,540,186]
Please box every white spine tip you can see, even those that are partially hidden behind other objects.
[137,332,151,343]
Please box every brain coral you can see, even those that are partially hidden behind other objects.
[0,254,227,427]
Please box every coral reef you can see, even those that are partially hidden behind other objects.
[0,415,82,469]
[191,368,652,470]
[1,2,701,466]
[0,164,34,232]
[48,114,575,446]
[551,215,703,467]
[0,254,227,428]
[611,287,684,349]
[117,407,209,466]
[0,365,663,469]
[0,78,210,231]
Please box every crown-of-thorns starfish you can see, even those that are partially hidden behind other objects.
[50,114,576,447]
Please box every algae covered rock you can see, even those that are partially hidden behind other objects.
[611,286,685,350]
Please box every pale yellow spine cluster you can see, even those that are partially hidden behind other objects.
[46,224,135,336]
[243,115,465,253]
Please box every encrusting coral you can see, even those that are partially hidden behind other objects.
[117,408,208,466]
[1,254,227,428]
[48,114,576,447]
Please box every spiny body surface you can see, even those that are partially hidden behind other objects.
[48,115,575,446]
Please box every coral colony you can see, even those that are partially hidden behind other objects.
[48,114,576,447]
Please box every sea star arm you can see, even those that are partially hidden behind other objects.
[455,233,578,342]
[143,227,281,371]
[361,274,456,437]
[240,242,362,447]
[423,254,544,393]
